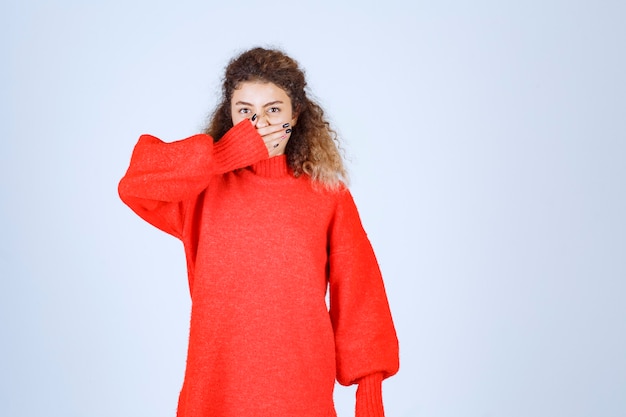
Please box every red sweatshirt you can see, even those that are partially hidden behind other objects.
[118,120,399,417]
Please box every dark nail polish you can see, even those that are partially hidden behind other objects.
[285,129,292,134]
[282,123,290,128]
[251,114,257,122]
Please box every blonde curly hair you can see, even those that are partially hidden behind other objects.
[205,47,348,188]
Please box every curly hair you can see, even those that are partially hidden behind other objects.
[204,47,348,188]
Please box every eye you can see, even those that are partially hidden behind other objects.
[238,108,250,114]
[268,107,280,113]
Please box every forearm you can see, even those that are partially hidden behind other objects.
[356,373,385,417]
[119,120,267,203]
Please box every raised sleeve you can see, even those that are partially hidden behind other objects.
[327,190,399,417]
[118,120,268,238]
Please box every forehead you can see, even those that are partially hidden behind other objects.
[232,81,291,103]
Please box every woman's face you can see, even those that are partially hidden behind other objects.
[231,81,298,153]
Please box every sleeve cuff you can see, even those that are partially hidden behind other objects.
[213,120,268,173]
[355,373,385,417]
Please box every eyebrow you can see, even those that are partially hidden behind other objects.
[234,100,284,107]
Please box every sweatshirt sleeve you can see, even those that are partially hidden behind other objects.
[118,120,268,238]
[328,190,399,417]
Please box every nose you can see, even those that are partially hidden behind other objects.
[254,113,270,128]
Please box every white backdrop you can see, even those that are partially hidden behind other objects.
[1,1,625,416]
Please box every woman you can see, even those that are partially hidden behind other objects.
[118,47,399,417]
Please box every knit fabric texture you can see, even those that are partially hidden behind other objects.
[118,120,399,417]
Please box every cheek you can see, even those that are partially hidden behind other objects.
[231,109,243,123]
[279,110,295,123]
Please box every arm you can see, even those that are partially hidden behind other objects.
[328,190,399,417]
[118,120,268,238]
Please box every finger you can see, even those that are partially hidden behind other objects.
[269,131,290,149]
[256,122,290,137]
[263,132,287,155]
[268,140,286,157]
[248,114,258,127]
[261,128,291,149]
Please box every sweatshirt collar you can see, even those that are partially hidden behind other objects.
[250,154,290,178]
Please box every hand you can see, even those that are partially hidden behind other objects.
[249,115,292,157]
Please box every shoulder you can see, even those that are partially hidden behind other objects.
[318,182,363,225]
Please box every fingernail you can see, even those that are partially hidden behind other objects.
[285,129,292,134]
[251,114,257,122]
[282,123,290,128]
